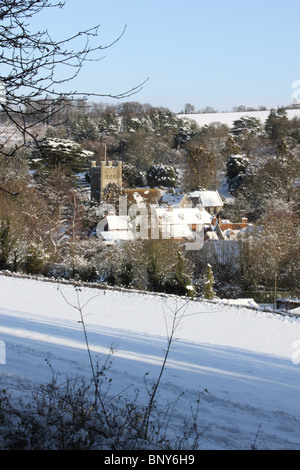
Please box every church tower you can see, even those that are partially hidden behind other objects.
[90,160,122,202]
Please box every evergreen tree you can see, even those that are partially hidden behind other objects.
[226,154,249,193]
[122,163,144,188]
[203,263,215,300]
[147,254,165,292]
[23,244,47,275]
[165,251,195,297]
[184,144,217,191]
[0,219,14,270]
[222,135,241,159]
[30,137,94,175]
[230,116,265,156]
[118,262,134,287]
[146,164,177,188]
[265,108,289,143]
[72,115,98,142]
[275,138,295,161]
[98,113,120,136]
[231,116,264,137]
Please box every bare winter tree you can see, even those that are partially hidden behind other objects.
[0,0,147,163]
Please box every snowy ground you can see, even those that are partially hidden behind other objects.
[178,108,300,129]
[0,274,300,450]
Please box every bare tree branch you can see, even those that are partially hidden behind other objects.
[0,0,148,161]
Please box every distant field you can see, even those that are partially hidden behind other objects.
[178,108,300,128]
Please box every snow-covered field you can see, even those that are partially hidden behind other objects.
[0,274,300,450]
[178,109,300,128]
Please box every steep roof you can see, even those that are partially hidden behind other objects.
[124,189,162,207]
[159,190,189,207]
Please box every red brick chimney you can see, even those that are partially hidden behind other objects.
[241,217,248,228]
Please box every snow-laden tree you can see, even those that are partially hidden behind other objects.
[222,135,242,160]
[122,163,144,188]
[98,113,120,136]
[240,202,300,291]
[146,164,177,188]
[234,154,300,221]
[71,115,98,142]
[230,116,266,156]
[30,137,94,174]
[117,107,196,143]
[226,154,249,194]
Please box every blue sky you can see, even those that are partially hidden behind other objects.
[31,0,300,112]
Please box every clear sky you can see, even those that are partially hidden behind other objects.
[30,0,300,113]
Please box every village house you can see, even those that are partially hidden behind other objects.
[96,212,134,243]
[96,203,213,245]
[205,215,250,241]
[150,205,212,241]
[90,160,247,247]
[188,190,224,214]
[201,215,252,265]
[95,200,251,251]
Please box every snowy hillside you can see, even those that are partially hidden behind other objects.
[178,109,300,128]
[0,274,300,450]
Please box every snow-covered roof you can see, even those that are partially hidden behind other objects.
[169,223,194,239]
[160,190,187,206]
[97,207,212,242]
[205,231,219,240]
[152,208,204,240]
[189,190,223,208]
[154,207,212,240]
[155,207,212,226]
[125,189,162,207]
[106,215,131,231]
[99,230,134,241]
